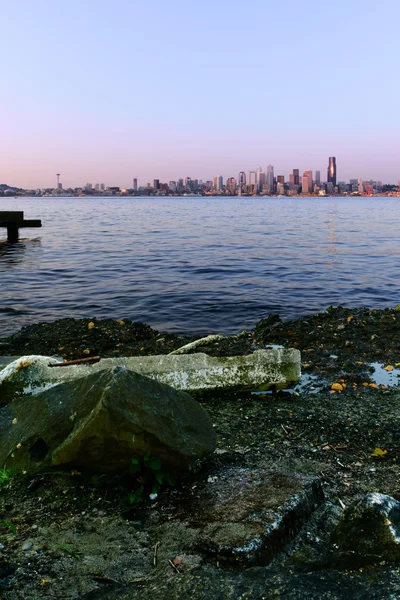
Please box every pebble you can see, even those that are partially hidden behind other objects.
[22,541,33,551]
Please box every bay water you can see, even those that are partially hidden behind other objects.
[0,195,399,338]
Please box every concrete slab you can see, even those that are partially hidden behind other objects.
[164,467,324,566]
[0,348,300,394]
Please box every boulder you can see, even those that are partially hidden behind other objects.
[0,367,216,474]
[333,493,400,564]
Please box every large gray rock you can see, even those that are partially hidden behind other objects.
[0,347,301,401]
[0,367,216,474]
[333,493,400,564]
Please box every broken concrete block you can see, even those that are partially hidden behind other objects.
[169,468,324,566]
[0,348,300,400]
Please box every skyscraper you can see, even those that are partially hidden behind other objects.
[315,171,321,186]
[238,171,246,185]
[133,178,138,191]
[247,171,257,186]
[302,176,310,194]
[304,170,313,192]
[266,165,274,192]
[327,157,337,187]
[293,169,300,185]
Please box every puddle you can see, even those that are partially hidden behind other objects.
[251,373,323,397]
[368,362,400,388]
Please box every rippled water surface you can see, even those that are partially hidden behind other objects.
[1,196,399,337]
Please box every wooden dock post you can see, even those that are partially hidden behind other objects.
[0,211,42,242]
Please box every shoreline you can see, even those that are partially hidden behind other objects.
[1,306,400,598]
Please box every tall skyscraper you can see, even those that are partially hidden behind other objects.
[293,169,300,185]
[327,157,337,187]
[304,170,313,192]
[248,171,257,186]
[302,176,310,194]
[133,178,138,191]
[315,171,321,186]
[238,171,246,185]
[266,165,274,192]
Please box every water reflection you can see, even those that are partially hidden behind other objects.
[0,238,41,267]
[323,202,339,270]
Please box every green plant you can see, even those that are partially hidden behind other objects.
[128,453,177,504]
[0,520,17,535]
[61,544,83,560]
[0,468,14,488]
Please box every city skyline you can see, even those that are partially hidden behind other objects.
[1,0,400,188]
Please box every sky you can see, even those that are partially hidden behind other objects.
[1,0,400,189]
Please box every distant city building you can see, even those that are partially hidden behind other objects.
[100,183,105,191]
[238,171,246,185]
[226,177,236,193]
[293,169,300,185]
[266,165,274,192]
[302,176,310,194]
[258,172,266,188]
[133,178,138,191]
[304,170,313,193]
[358,178,364,194]
[288,174,295,185]
[328,157,337,187]
[247,171,257,186]
[85,183,92,192]
[315,171,321,186]
[214,175,223,190]
[169,180,177,192]
[277,175,285,184]
[153,179,160,190]
[95,183,100,192]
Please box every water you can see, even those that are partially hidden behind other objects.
[1,196,399,338]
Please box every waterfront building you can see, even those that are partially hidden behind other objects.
[315,171,321,186]
[302,176,310,194]
[100,183,105,191]
[293,169,300,185]
[95,183,100,192]
[328,157,337,187]
[133,178,137,191]
[168,181,177,192]
[238,171,246,185]
[277,175,285,184]
[153,179,160,190]
[85,183,93,192]
[288,174,295,185]
[358,178,364,194]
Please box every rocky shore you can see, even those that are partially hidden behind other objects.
[1,306,400,599]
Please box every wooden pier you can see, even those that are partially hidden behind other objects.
[0,211,42,242]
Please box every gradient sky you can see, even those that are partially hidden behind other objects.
[1,0,400,188]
